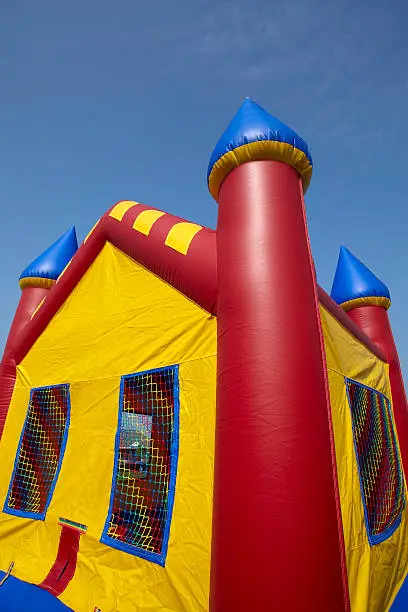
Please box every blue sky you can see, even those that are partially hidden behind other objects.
[1,0,408,381]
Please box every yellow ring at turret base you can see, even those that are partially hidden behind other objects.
[208,140,313,201]
[340,296,391,312]
[19,277,56,290]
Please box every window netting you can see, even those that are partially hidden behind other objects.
[5,384,70,517]
[103,366,178,563]
[346,379,405,544]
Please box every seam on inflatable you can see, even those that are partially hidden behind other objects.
[318,298,387,363]
[299,177,351,612]
[12,352,217,387]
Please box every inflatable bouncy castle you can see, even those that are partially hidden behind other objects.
[0,99,408,611]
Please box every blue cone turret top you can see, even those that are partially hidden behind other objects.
[19,226,78,290]
[207,98,313,200]
[331,246,391,311]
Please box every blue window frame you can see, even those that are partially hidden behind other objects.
[4,384,71,520]
[345,378,405,545]
[101,365,179,566]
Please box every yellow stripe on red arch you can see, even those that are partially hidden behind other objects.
[165,222,203,255]
[109,201,139,222]
[132,210,166,236]
[56,259,73,284]
[30,297,46,319]
[208,141,312,201]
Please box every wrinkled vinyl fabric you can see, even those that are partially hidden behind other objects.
[0,243,217,611]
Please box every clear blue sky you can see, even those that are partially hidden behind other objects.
[1,0,407,376]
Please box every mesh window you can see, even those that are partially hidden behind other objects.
[346,378,405,545]
[4,384,70,519]
[102,366,179,565]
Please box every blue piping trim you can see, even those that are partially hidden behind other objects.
[345,377,405,546]
[101,364,180,567]
[3,384,71,521]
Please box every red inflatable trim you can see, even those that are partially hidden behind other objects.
[3,286,50,362]
[0,360,16,437]
[38,523,81,596]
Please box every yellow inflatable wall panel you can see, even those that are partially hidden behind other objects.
[0,242,217,611]
[321,305,408,612]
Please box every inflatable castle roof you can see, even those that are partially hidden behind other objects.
[6,199,389,368]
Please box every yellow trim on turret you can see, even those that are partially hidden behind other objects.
[340,296,391,311]
[19,277,55,290]
[208,140,312,200]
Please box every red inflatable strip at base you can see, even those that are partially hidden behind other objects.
[39,520,86,597]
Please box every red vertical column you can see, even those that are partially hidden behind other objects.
[211,159,349,611]
[346,304,408,475]
[0,285,50,439]
[2,286,50,362]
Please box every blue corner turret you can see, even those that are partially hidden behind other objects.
[207,98,313,200]
[19,226,78,289]
[331,246,391,310]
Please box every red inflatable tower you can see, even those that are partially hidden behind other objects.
[208,100,349,611]
[331,246,408,480]
[0,227,78,435]
[3,281,50,364]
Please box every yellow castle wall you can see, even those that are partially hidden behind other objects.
[0,242,217,612]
